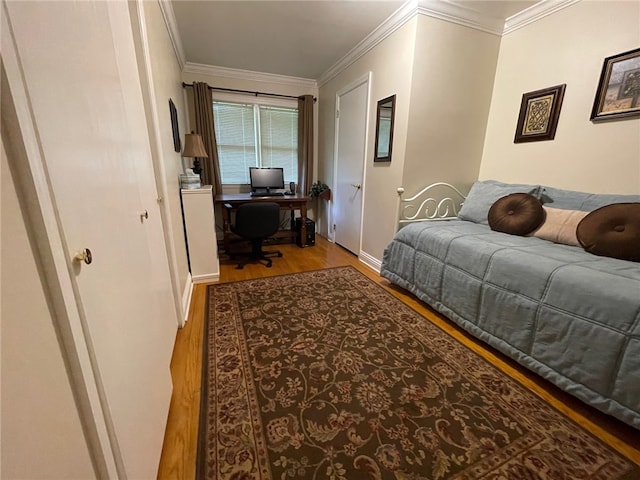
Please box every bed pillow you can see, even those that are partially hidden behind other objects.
[530,207,588,246]
[458,180,541,224]
[540,186,640,211]
[488,193,544,235]
[577,203,640,262]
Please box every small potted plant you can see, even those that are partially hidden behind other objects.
[310,181,331,200]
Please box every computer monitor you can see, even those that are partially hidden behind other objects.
[249,167,285,193]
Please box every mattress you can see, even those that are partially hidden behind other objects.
[380,219,640,428]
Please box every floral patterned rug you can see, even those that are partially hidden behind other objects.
[197,267,638,479]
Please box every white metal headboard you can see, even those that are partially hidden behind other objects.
[397,182,467,226]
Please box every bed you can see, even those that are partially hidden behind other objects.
[380,180,640,429]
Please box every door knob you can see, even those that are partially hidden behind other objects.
[351,183,361,189]
[74,248,93,265]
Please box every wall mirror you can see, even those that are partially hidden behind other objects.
[374,94,396,162]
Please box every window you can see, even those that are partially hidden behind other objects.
[213,100,298,184]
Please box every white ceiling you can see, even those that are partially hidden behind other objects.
[171,0,539,80]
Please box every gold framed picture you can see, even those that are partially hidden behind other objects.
[514,84,566,143]
[591,47,640,122]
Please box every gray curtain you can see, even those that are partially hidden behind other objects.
[297,95,314,196]
[193,82,222,194]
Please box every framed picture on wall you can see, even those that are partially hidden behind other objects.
[590,47,640,122]
[169,98,181,152]
[374,94,396,162]
[514,84,566,143]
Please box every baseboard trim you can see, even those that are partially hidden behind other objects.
[192,273,220,284]
[181,273,193,326]
[359,251,382,273]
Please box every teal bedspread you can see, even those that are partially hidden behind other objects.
[381,219,640,428]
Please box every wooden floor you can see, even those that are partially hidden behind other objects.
[157,236,640,479]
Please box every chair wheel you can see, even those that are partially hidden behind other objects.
[266,261,272,268]
[277,252,283,257]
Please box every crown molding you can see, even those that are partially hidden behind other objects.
[318,0,509,86]
[169,0,577,88]
[158,0,186,69]
[183,63,318,90]
[504,0,581,34]
[417,0,505,35]
[317,0,578,86]
[318,0,418,87]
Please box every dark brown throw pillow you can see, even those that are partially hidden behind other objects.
[576,203,640,262]
[488,193,545,236]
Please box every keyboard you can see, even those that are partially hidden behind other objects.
[250,191,285,197]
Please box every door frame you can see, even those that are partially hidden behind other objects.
[129,1,186,326]
[330,72,372,253]
[2,3,120,476]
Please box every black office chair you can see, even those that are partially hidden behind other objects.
[230,202,282,269]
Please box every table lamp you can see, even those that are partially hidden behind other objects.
[183,132,208,175]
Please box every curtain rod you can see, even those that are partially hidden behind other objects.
[182,82,317,102]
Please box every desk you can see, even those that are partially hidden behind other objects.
[215,193,311,252]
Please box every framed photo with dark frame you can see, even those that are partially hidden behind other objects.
[514,84,566,143]
[169,98,181,153]
[590,47,640,122]
[374,94,396,162]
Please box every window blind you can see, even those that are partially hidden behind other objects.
[213,102,256,185]
[213,100,298,184]
[259,106,298,183]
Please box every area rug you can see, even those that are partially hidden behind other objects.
[197,267,638,479]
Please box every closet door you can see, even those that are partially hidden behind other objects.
[4,1,176,477]
[333,75,369,255]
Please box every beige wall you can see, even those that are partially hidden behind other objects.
[404,16,500,196]
[318,14,501,264]
[1,135,94,478]
[143,1,191,311]
[318,19,417,258]
[481,1,640,194]
[329,1,639,268]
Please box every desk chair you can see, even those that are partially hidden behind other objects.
[228,202,282,269]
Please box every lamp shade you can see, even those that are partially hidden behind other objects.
[183,133,208,158]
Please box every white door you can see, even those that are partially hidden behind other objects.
[4,2,176,478]
[333,76,369,255]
